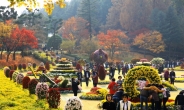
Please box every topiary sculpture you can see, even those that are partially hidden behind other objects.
[47,88,60,108]
[22,76,31,89]
[4,67,10,78]
[98,65,106,80]
[28,79,38,94]
[13,64,17,70]
[12,71,19,82]
[65,96,82,110]
[35,82,49,99]
[9,70,15,80]
[33,63,37,70]
[16,73,24,84]
[22,63,27,70]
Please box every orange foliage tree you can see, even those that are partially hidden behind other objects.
[59,17,90,46]
[133,31,165,56]
[97,30,128,59]
[4,26,38,62]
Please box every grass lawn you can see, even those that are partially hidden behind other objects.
[0,70,62,110]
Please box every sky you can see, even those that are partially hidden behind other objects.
[1,0,70,15]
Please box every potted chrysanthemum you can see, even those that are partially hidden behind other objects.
[65,96,82,110]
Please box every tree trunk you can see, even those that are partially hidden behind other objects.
[6,52,11,62]
[13,51,16,60]
[21,50,24,58]
[0,50,3,60]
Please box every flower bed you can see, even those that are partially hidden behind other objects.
[80,88,108,100]
[98,80,110,85]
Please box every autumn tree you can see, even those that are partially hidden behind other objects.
[133,31,165,57]
[80,38,98,55]
[59,17,90,46]
[5,27,38,61]
[97,30,128,59]
[60,40,75,54]
[0,21,16,59]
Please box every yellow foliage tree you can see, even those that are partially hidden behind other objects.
[7,0,66,15]
[60,40,75,54]
[80,39,99,55]
[133,31,165,54]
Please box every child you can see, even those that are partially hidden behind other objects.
[116,76,123,88]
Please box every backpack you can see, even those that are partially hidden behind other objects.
[158,93,164,99]
[112,84,118,91]
[166,90,171,97]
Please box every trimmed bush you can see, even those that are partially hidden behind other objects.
[18,64,22,71]
[45,62,50,71]
[98,65,106,80]
[28,79,38,94]
[22,76,31,89]
[131,58,140,64]
[12,71,19,82]
[9,70,15,80]
[4,67,10,78]
[8,66,12,70]
[35,82,49,99]
[33,63,36,69]
[47,88,60,108]
[16,73,24,84]
[14,64,17,70]
[22,64,27,70]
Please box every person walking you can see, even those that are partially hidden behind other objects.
[170,68,176,85]
[164,68,170,81]
[102,94,116,110]
[84,67,90,87]
[71,78,80,96]
[77,69,83,87]
[92,68,98,87]
[116,76,123,89]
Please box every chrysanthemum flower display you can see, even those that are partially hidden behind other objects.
[65,96,82,110]
[3,66,10,78]
[35,82,49,99]
[123,66,162,98]
[12,71,19,82]
[16,73,24,84]
[28,78,38,94]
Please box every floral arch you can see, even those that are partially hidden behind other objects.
[123,66,162,98]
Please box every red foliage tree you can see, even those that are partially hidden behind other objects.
[4,26,38,61]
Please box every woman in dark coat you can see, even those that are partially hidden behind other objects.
[71,78,80,96]
[102,94,116,110]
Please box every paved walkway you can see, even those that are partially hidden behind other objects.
[59,70,184,110]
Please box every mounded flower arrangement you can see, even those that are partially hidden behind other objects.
[65,96,82,110]
[80,87,108,100]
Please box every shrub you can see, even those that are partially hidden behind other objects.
[22,64,27,70]
[98,65,106,80]
[12,71,19,82]
[65,96,82,110]
[35,82,49,99]
[16,73,24,84]
[150,57,165,65]
[28,79,38,94]
[4,67,10,78]
[33,63,36,69]
[13,64,17,70]
[18,64,22,71]
[22,76,31,89]
[131,58,140,64]
[59,79,68,88]
[45,62,50,71]
[47,88,60,108]
[9,70,15,80]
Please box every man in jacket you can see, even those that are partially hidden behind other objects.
[170,68,176,85]
[84,67,90,87]
[116,94,132,110]
[175,92,184,110]
[140,86,150,110]
[113,88,124,105]
[77,69,83,87]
